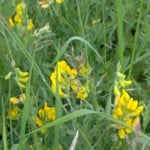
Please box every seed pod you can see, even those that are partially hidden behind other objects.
[4,72,12,80]
[17,81,26,89]
[19,76,29,83]
[15,68,28,78]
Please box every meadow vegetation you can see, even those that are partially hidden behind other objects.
[0,0,150,149]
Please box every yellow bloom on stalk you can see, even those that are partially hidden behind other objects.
[16,2,26,15]
[14,14,22,24]
[56,0,64,4]
[8,2,34,31]
[113,90,144,139]
[10,94,25,104]
[50,60,89,100]
[35,102,56,133]
[118,129,125,139]
[57,60,72,74]
[114,71,132,103]
[119,80,132,88]
[114,85,120,97]
[7,105,21,120]
[70,79,88,100]
[50,60,76,97]
[27,19,34,31]
[79,64,89,77]
[76,86,88,100]
[8,17,14,27]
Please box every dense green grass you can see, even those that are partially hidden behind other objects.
[0,0,150,149]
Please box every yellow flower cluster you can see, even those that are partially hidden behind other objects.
[7,94,25,120]
[114,71,132,98]
[7,105,21,120]
[15,68,29,89]
[35,102,56,133]
[113,90,144,139]
[50,60,89,100]
[8,2,34,31]
[113,71,144,139]
[10,93,25,104]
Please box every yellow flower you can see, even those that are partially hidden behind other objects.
[13,13,22,28]
[113,90,144,139]
[118,96,125,106]
[79,64,89,77]
[57,60,72,74]
[52,84,67,97]
[10,97,19,104]
[118,129,125,139]
[14,14,22,24]
[115,107,123,116]
[68,68,77,77]
[113,69,144,139]
[56,0,64,4]
[50,60,89,100]
[70,79,88,100]
[76,86,88,100]
[127,99,138,111]
[50,71,67,97]
[8,2,34,32]
[122,90,130,101]
[114,71,132,100]
[39,102,56,121]
[70,79,79,91]
[7,105,21,120]
[8,17,14,27]
[16,2,26,15]
[27,19,34,31]
[114,85,120,96]
[9,94,25,104]
[124,118,132,134]
[34,102,56,133]
[132,106,144,116]
[35,116,43,127]
[132,117,139,127]
[119,80,132,88]
[50,60,73,96]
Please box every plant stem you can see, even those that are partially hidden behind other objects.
[116,0,124,72]
[128,0,144,78]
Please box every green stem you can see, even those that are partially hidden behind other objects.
[18,54,34,149]
[2,97,8,150]
[54,58,62,149]
[76,0,84,37]
[102,0,107,66]
[127,0,144,78]
[116,0,124,72]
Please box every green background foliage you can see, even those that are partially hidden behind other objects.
[0,0,150,149]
